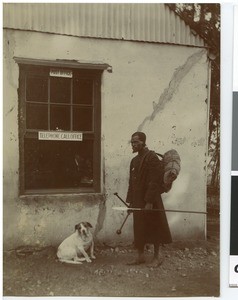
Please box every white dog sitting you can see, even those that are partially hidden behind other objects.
[57,222,96,264]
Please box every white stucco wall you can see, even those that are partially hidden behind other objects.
[3,29,210,249]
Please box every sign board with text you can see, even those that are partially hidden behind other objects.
[50,68,73,78]
[38,131,83,141]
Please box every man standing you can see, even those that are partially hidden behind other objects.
[126,132,172,267]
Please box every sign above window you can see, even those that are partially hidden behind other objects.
[38,131,83,141]
[50,68,73,78]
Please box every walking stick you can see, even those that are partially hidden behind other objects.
[113,192,207,235]
[116,213,131,235]
[113,193,130,234]
[113,206,207,215]
[113,192,129,207]
[113,192,207,214]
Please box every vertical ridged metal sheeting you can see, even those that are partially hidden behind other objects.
[3,3,205,47]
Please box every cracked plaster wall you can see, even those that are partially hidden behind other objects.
[3,29,209,249]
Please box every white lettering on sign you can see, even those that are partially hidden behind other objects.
[38,131,83,141]
[50,68,73,78]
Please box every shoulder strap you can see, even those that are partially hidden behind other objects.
[155,152,164,159]
[138,150,154,173]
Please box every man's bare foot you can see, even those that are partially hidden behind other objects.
[127,254,146,265]
[126,258,146,265]
[147,258,163,268]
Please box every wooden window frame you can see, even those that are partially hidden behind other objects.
[16,58,108,195]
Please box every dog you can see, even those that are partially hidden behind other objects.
[57,222,96,264]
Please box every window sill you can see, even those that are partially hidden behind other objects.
[19,191,105,202]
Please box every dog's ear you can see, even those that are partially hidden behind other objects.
[86,222,93,228]
[75,223,80,231]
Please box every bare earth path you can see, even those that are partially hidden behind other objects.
[3,238,219,297]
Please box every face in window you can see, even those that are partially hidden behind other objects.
[131,135,145,153]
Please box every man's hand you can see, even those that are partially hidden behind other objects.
[145,203,153,210]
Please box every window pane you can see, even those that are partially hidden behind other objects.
[26,103,48,129]
[50,77,71,103]
[50,105,70,130]
[73,106,93,131]
[26,76,48,102]
[73,78,93,104]
[24,139,93,189]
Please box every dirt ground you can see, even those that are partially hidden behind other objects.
[3,231,219,298]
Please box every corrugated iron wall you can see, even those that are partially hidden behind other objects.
[3,3,205,47]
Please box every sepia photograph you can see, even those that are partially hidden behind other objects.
[3,2,220,297]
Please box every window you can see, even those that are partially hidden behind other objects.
[18,62,102,194]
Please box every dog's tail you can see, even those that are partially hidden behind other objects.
[58,259,83,265]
